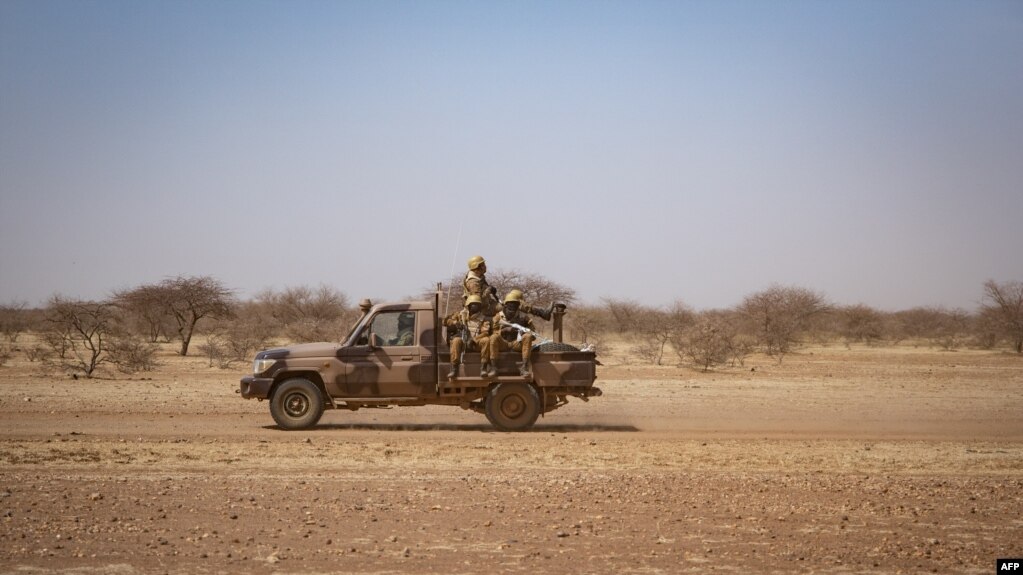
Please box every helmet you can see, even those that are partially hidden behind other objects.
[467,255,486,271]
[504,289,523,304]
[466,295,483,305]
[398,312,414,326]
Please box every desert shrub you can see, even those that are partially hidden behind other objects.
[0,345,12,366]
[201,310,277,368]
[981,279,1023,353]
[0,301,29,343]
[565,305,611,348]
[892,307,972,350]
[838,304,887,345]
[673,310,752,371]
[24,344,52,363]
[255,285,354,343]
[197,335,231,369]
[106,336,160,374]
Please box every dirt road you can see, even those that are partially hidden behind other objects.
[2,345,1021,573]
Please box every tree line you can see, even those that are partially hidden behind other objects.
[0,275,1020,377]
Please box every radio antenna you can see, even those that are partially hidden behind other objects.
[443,221,463,318]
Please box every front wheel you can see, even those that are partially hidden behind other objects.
[270,378,325,430]
[485,382,541,432]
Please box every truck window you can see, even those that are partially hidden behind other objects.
[366,311,416,347]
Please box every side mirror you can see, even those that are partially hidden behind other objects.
[368,332,379,349]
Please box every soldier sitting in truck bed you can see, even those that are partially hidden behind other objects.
[492,289,536,377]
[445,294,497,380]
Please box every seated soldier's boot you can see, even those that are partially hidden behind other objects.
[447,364,459,380]
[518,360,532,378]
[482,362,497,379]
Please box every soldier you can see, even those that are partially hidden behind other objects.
[462,255,555,320]
[463,255,500,316]
[391,312,415,346]
[492,289,536,377]
[445,294,497,380]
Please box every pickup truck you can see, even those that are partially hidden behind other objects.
[239,293,601,431]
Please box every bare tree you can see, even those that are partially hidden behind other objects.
[112,284,174,342]
[0,300,29,344]
[892,306,972,350]
[739,285,829,362]
[486,269,577,308]
[201,301,278,366]
[160,276,235,356]
[838,304,887,345]
[601,298,646,334]
[631,301,694,365]
[44,296,118,377]
[565,304,612,346]
[982,280,1023,353]
[255,285,354,343]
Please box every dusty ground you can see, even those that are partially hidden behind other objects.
[1,341,1022,574]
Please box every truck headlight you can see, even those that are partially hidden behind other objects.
[253,359,277,375]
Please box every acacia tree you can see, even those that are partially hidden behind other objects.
[160,276,235,356]
[112,284,173,342]
[739,285,829,362]
[982,280,1023,353]
[44,296,117,377]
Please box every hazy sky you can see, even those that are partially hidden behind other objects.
[2,0,1021,311]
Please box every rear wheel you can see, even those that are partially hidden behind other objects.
[485,382,541,431]
[270,378,325,430]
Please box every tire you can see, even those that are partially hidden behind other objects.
[485,382,541,432]
[269,378,325,430]
[535,342,579,352]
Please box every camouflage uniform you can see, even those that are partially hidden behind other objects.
[391,312,415,346]
[463,269,500,316]
[492,308,535,363]
[445,307,496,370]
[393,328,413,346]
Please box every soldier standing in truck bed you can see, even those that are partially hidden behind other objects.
[445,294,497,380]
[492,289,536,377]
[462,255,554,320]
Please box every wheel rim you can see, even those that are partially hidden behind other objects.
[500,393,526,420]
[284,392,310,418]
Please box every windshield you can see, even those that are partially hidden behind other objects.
[341,312,372,346]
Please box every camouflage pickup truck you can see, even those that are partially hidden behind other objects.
[238,293,601,431]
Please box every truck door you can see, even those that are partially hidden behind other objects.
[341,310,432,397]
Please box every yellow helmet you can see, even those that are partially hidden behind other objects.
[466,295,483,306]
[467,255,486,271]
[504,289,523,304]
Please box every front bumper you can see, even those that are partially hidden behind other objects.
[239,376,274,399]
